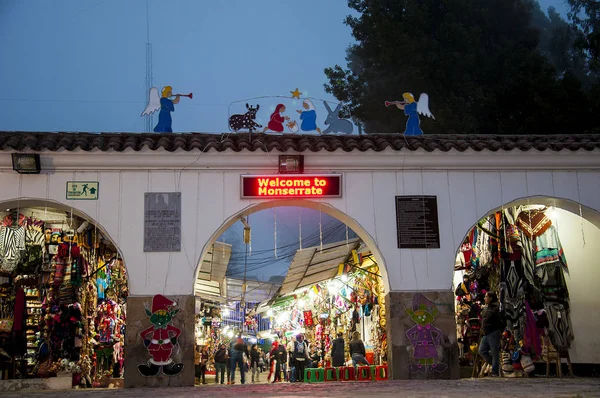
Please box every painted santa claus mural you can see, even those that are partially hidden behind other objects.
[138,294,184,377]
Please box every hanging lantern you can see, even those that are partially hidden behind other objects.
[303,310,314,326]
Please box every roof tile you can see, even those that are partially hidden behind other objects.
[0,132,599,153]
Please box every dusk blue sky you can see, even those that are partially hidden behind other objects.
[0,0,569,134]
[0,0,572,281]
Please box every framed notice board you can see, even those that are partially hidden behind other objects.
[395,195,441,249]
[144,192,181,252]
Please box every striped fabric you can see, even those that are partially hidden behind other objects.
[0,226,26,272]
[25,223,45,246]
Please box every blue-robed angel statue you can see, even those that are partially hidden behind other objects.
[141,86,192,133]
[385,92,435,135]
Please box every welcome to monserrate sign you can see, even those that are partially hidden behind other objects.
[240,174,342,199]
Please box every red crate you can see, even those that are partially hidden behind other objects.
[339,366,355,381]
[375,365,388,381]
[357,366,372,381]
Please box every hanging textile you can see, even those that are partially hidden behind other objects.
[535,225,568,285]
[518,234,536,290]
[523,301,543,360]
[517,210,552,239]
[545,302,574,352]
[0,225,26,272]
[500,258,527,344]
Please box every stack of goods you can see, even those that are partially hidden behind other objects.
[0,210,128,387]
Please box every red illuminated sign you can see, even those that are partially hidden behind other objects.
[240,174,342,199]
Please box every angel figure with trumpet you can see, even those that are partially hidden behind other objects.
[385,92,434,136]
[141,86,193,133]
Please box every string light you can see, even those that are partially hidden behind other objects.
[299,212,302,250]
[319,208,323,252]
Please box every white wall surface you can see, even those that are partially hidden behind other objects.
[552,208,600,364]
[1,149,600,302]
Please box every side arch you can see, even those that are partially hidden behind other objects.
[455,195,600,252]
[0,197,128,275]
[193,199,391,295]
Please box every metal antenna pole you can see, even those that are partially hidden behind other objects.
[145,0,153,133]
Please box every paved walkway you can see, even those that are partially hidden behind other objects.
[3,378,600,398]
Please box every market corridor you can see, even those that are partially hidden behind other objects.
[5,378,600,398]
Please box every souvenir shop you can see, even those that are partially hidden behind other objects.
[454,205,573,377]
[194,299,270,365]
[264,252,387,371]
[0,206,128,387]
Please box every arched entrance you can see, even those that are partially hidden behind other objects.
[194,199,390,295]
[0,198,128,389]
[452,196,600,378]
[192,200,390,384]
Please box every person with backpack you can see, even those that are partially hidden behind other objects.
[230,336,249,384]
[214,343,228,385]
[293,334,308,382]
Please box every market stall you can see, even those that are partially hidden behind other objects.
[454,205,573,378]
[0,206,128,387]
[259,241,388,376]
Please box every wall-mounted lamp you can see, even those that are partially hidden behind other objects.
[278,155,304,174]
[12,153,41,174]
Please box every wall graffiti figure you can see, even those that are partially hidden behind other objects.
[138,294,184,377]
[405,293,448,373]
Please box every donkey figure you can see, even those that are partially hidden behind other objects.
[229,103,262,133]
[322,101,353,135]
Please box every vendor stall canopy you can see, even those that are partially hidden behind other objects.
[279,238,361,296]
[194,241,231,302]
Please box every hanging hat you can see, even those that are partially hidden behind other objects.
[151,295,176,314]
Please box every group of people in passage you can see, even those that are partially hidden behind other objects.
[194,331,370,385]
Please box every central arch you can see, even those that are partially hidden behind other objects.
[193,199,391,303]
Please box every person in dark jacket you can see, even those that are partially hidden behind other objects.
[276,343,288,382]
[331,332,345,367]
[293,334,309,382]
[214,344,228,385]
[349,331,370,366]
[230,337,249,384]
[478,291,502,377]
[250,344,260,383]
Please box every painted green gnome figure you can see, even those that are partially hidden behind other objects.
[138,294,184,377]
[405,293,448,373]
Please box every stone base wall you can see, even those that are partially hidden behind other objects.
[385,290,460,380]
[124,295,195,388]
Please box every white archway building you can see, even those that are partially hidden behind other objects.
[1,132,599,386]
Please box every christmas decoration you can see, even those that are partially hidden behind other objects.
[138,294,184,377]
[385,93,434,135]
[141,86,192,133]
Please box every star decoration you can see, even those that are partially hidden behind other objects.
[290,88,302,99]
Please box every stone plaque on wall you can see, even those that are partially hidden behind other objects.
[144,192,181,252]
[395,195,441,249]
